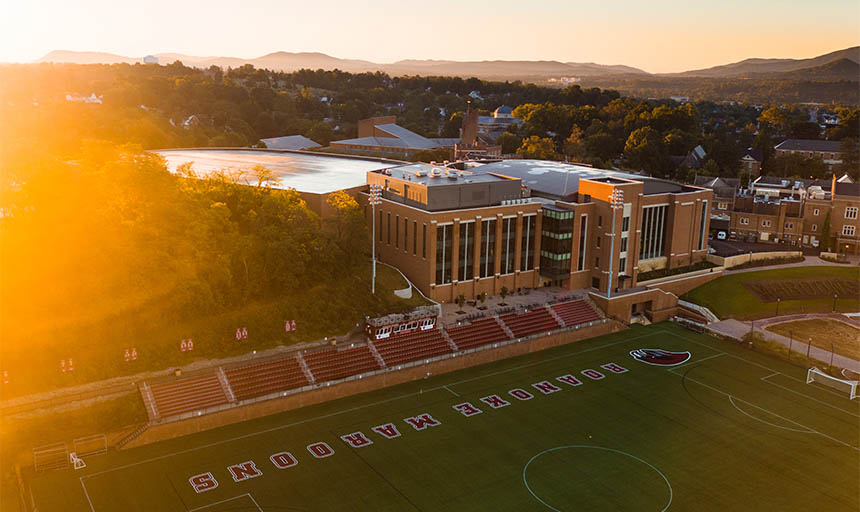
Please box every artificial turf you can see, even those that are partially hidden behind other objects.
[30,323,860,511]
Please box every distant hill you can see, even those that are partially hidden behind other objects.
[670,46,860,77]
[39,50,138,65]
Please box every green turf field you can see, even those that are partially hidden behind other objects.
[29,323,860,511]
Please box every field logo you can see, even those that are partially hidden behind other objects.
[227,461,262,482]
[404,413,441,431]
[189,472,218,493]
[630,348,691,366]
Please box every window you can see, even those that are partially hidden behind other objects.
[500,217,516,274]
[813,208,820,216]
[413,221,417,255]
[812,224,818,232]
[596,236,601,249]
[591,277,600,289]
[843,225,856,237]
[520,215,536,271]
[718,202,728,210]
[378,211,383,241]
[595,256,599,268]
[619,257,626,275]
[698,200,708,250]
[761,219,772,227]
[479,219,497,278]
[639,204,667,260]
[577,215,588,272]
[458,221,475,281]
[740,218,749,225]
[620,237,628,253]
[621,215,630,232]
[422,224,427,258]
[846,207,858,220]
[435,224,453,285]
[387,213,391,244]
[598,216,602,228]
[395,215,399,248]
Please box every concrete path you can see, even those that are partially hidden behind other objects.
[708,316,860,372]
[722,256,859,275]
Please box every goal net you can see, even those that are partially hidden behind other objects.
[74,434,107,458]
[806,367,858,400]
[33,443,69,472]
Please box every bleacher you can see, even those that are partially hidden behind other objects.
[499,308,562,338]
[149,373,229,418]
[446,317,509,351]
[224,357,309,401]
[373,328,452,367]
[304,345,381,383]
[550,300,602,327]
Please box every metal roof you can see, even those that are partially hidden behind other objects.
[260,135,321,150]
[375,163,511,187]
[155,149,395,194]
[775,139,843,152]
[373,123,436,149]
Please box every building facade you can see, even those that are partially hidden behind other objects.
[774,139,845,171]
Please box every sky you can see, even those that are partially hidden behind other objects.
[1,0,858,73]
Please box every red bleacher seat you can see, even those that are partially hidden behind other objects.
[499,308,562,338]
[446,318,509,351]
[224,357,308,401]
[373,328,452,366]
[551,300,601,327]
[304,345,381,382]
[149,373,228,418]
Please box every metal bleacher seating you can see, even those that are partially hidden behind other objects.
[373,328,452,367]
[446,317,509,351]
[304,345,382,382]
[224,357,309,401]
[499,308,562,338]
[149,373,229,418]
[550,300,602,327]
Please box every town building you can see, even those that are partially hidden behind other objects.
[774,139,845,171]
[260,135,321,151]
[364,160,713,305]
[740,148,763,179]
[330,116,459,158]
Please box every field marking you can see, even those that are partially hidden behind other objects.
[188,493,263,511]
[79,477,95,512]
[522,445,672,512]
[759,379,860,418]
[81,330,665,484]
[668,352,726,370]
[675,372,859,452]
[728,397,814,434]
[443,385,460,397]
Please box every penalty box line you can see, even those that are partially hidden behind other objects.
[78,329,666,509]
[188,493,263,512]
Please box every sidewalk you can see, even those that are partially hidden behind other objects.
[708,315,860,372]
[722,255,858,275]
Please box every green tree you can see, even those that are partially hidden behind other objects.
[839,137,859,180]
[821,212,831,252]
[495,133,522,154]
[563,125,586,160]
[624,127,670,177]
[516,136,561,160]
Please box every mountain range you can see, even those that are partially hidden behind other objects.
[36,46,859,82]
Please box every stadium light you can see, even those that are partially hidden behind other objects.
[607,189,624,299]
[368,183,383,294]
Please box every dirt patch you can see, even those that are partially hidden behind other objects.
[743,278,859,303]
[766,318,860,361]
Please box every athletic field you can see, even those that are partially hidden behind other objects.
[30,323,860,511]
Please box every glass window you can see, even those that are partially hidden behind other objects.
[395,215,399,248]
[387,213,391,244]
[520,215,536,271]
[435,224,453,285]
[500,217,516,275]
[577,215,587,272]
[480,219,497,278]
[413,221,417,255]
[458,221,475,281]
[422,224,427,258]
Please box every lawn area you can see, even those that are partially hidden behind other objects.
[27,323,859,511]
[1,261,430,399]
[682,266,860,320]
[766,318,860,360]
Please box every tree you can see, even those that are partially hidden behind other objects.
[624,127,670,177]
[563,125,586,160]
[765,153,829,179]
[821,211,832,252]
[516,136,561,160]
[500,286,508,304]
[456,294,466,311]
[839,137,859,180]
[495,133,521,155]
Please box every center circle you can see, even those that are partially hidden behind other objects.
[523,445,673,511]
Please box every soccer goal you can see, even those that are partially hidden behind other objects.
[806,367,858,400]
[33,443,69,472]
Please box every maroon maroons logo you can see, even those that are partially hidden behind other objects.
[629,348,691,366]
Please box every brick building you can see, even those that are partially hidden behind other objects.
[364,160,713,303]
[774,139,845,171]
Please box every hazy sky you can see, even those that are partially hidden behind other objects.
[1,0,857,73]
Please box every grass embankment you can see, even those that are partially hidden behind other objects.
[766,318,860,360]
[682,266,859,320]
[1,262,429,399]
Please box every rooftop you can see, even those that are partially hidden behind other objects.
[775,139,843,152]
[373,163,511,186]
[155,149,398,194]
[260,135,321,151]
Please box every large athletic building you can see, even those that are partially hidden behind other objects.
[364,160,713,304]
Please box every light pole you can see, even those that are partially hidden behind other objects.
[775,297,780,317]
[607,188,624,299]
[369,183,383,295]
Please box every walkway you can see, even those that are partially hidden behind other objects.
[722,255,858,275]
[708,315,860,373]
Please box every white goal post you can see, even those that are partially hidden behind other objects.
[806,367,858,400]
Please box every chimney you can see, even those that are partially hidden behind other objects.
[831,174,836,197]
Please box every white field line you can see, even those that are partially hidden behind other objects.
[761,380,860,418]
[443,385,460,397]
[676,373,859,452]
[82,330,664,483]
[669,330,855,399]
[728,396,814,434]
[668,352,726,370]
[188,493,262,512]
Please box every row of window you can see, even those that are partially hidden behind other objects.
[379,212,427,258]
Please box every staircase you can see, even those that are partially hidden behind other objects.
[296,352,315,384]
[494,315,515,340]
[441,329,459,352]
[116,423,151,450]
[139,382,159,421]
[546,305,565,327]
[367,340,387,368]
[216,367,237,402]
